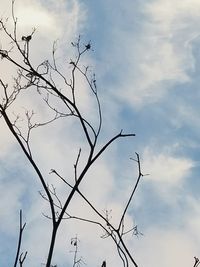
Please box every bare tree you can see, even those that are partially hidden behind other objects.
[0,2,145,267]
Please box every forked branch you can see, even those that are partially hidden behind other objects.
[13,210,27,267]
[0,6,138,267]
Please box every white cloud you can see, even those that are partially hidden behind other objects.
[142,148,194,185]
[3,0,85,39]
[169,101,200,133]
[0,176,25,234]
[0,0,86,81]
[134,227,197,267]
[1,0,200,266]
[183,197,200,246]
[0,120,15,158]
[116,0,200,107]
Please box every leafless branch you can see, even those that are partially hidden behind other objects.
[118,153,143,233]
[13,210,27,267]
[0,8,139,267]
[194,257,200,267]
[70,236,85,267]
[74,148,81,182]
[19,251,28,267]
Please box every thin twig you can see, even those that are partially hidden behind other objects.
[13,210,27,267]
[118,153,142,232]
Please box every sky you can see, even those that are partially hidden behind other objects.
[0,0,200,266]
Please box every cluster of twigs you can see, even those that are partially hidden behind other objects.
[0,2,141,267]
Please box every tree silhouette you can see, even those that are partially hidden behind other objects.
[0,2,199,267]
[0,1,143,267]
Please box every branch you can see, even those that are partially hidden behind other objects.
[1,110,56,225]
[194,257,200,267]
[19,251,28,267]
[13,210,27,267]
[92,130,135,163]
[118,153,142,232]
[74,148,81,182]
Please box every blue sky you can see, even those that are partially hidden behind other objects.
[1,0,200,266]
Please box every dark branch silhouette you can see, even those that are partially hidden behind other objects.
[13,210,27,267]
[0,2,143,267]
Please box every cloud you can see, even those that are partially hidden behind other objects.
[0,120,16,158]
[134,227,197,267]
[110,0,200,107]
[0,171,25,234]
[0,0,86,82]
[133,146,195,208]
[142,148,194,185]
[1,0,200,266]
[169,100,200,133]
[6,0,85,39]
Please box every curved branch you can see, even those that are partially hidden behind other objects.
[92,131,135,163]
[1,109,56,225]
